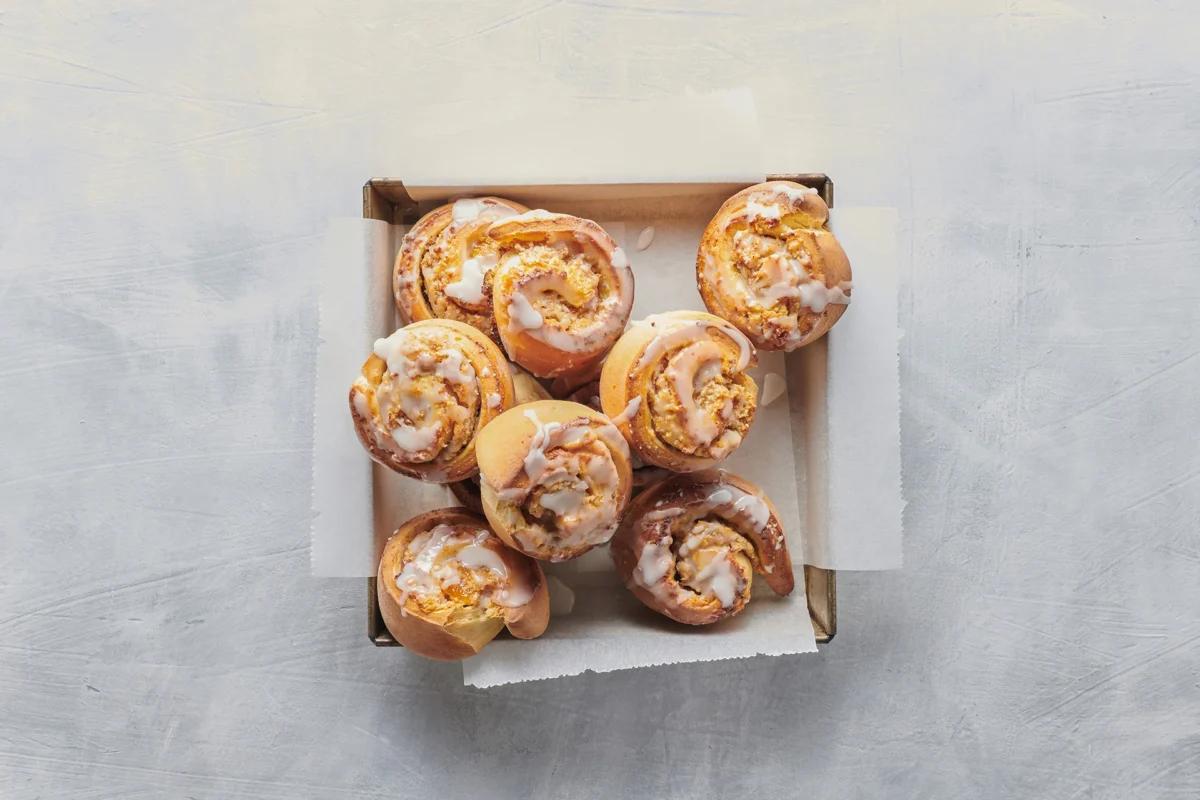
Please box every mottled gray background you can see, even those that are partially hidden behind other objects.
[2,2,1198,798]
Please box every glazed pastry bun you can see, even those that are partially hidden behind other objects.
[377,508,549,660]
[697,181,852,350]
[350,319,514,483]
[476,399,633,561]
[394,196,527,342]
[489,210,634,381]
[610,471,793,625]
[599,310,758,472]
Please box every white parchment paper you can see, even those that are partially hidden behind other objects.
[309,91,903,686]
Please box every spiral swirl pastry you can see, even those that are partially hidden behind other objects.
[377,508,549,660]
[476,399,633,561]
[349,319,515,483]
[488,210,634,380]
[393,196,527,341]
[611,472,793,625]
[599,310,758,472]
[697,181,852,350]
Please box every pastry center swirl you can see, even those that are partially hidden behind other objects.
[647,340,755,459]
[373,332,482,463]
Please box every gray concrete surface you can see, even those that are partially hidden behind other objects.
[2,2,1198,797]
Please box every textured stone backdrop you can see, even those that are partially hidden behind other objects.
[1,2,1197,797]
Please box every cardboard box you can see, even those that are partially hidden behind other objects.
[360,174,840,647]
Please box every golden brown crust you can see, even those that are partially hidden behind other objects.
[393,197,528,342]
[599,310,758,472]
[349,319,515,483]
[377,507,549,660]
[696,181,852,351]
[610,472,793,625]
[476,399,633,561]
[488,211,634,380]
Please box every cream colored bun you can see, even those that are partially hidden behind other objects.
[377,508,549,660]
[476,399,633,561]
[489,210,634,381]
[350,319,514,483]
[697,181,851,350]
[610,471,793,625]
[599,310,758,472]
[393,197,528,342]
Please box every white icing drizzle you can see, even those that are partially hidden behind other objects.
[632,314,753,373]
[451,198,519,225]
[636,539,673,587]
[487,392,502,409]
[706,488,733,505]
[797,279,852,313]
[696,483,771,532]
[611,246,629,270]
[610,395,642,427]
[500,208,557,224]
[746,199,781,220]
[444,253,496,305]
[451,199,488,223]
[664,340,724,445]
[395,525,532,610]
[731,492,770,530]
[522,409,557,479]
[456,540,507,575]
[643,506,685,522]
[506,266,631,356]
[539,484,588,516]
[507,291,544,330]
[390,420,441,451]
[693,547,739,607]
[435,348,476,384]
[770,183,819,202]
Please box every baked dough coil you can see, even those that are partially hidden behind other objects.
[600,310,758,472]
[610,471,793,625]
[350,319,514,483]
[697,181,851,350]
[476,400,633,561]
[377,508,549,660]
[393,197,527,342]
[489,210,634,381]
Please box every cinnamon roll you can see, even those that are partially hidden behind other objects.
[475,399,633,561]
[377,508,549,660]
[489,210,634,380]
[697,181,852,350]
[611,472,793,625]
[599,310,758,472]
[394,196,527,341]
[349,319,515,483]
